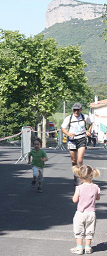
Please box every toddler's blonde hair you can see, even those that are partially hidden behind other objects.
[72,165,100,180]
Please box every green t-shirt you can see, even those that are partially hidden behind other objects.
[28,149,47,168]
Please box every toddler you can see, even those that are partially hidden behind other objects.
[28,138,48,193]
[70,165,100,254]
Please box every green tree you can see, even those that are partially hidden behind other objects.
[0,29,91,136]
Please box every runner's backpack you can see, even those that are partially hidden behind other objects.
[68,113,86,141]
[68,113,86,129]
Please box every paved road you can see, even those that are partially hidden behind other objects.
[0,145,107,256]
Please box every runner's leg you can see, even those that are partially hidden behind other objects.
[70,150,79,187]
[77,146,86,166]
[69,150,77,165]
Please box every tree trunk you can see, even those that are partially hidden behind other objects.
[63,101,66,120]
[42,116,46,148]
[37,123,42,139]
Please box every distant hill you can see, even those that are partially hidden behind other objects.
[43,18,107,86]
[42,0,107,86]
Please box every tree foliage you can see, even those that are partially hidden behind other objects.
[0,29,91,136]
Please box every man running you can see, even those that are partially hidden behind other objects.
[61,102,92,185]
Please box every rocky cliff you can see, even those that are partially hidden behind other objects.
[46,0,105,28]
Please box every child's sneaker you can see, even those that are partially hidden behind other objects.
[38,187,42,193]
[70,247,83,255]
[38,182,42,193]
[85,247,93,254]
[38,186,42,193]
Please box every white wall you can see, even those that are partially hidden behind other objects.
[89,106,107,142]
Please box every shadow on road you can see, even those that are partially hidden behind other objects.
[0,162,76,235]
[84,148,107,161]
[92,242,107,253]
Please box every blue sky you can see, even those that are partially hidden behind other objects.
[0,0,106,37]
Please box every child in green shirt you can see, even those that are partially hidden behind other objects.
[28,138,48,193]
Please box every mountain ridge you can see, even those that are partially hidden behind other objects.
[46,0,106,29]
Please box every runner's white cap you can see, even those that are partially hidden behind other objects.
[72,103,82,110]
